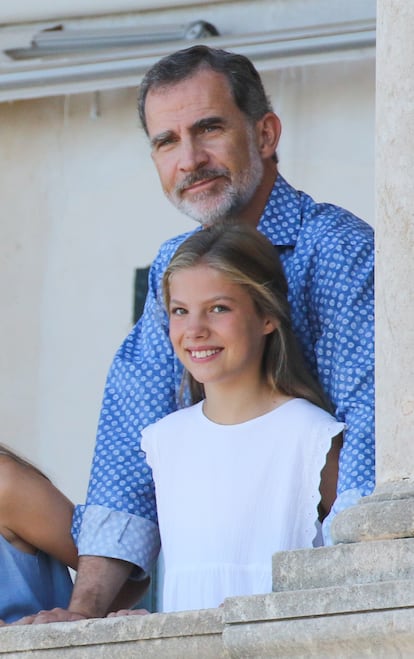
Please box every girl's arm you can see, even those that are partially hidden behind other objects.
[0,456,78,569]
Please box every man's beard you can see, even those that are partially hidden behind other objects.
[168,135,264,227]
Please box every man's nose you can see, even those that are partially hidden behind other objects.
[178,136,208,172]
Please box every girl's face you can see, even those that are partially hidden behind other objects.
[168,264,276,390]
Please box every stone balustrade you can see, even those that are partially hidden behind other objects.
[2,557,414,658]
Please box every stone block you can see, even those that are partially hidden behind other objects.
[272,537,414,592]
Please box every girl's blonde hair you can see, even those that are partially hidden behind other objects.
[163,223,331,411]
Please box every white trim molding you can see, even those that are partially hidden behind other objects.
[0,14,375,102]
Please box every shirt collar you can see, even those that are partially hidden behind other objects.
[257,174,302,246]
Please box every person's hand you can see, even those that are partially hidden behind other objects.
[107,608,150,618]
[10,608,88,625]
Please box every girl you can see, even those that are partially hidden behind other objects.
[0,444,77,623]
[142,224,344,613]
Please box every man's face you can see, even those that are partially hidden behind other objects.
[145,68,265,226]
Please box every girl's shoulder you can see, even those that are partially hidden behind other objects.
[141,402,203,454]
[0,456,47,519]
[280,398,341,427]
[0,457,31,548]
[0,455,23,498]
[146,401,203,432]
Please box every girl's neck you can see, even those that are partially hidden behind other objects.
[202,380,293,425]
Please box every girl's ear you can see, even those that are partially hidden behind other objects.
[256,112,282,158]
[263,317,279,335]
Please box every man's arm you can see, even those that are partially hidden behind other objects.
[13,556,150,624]
[309,216,375,533]
[108,572,151,613]
[69,556,144,618]
[287,211,375,543]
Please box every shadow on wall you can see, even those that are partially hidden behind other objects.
[133,266,150,324]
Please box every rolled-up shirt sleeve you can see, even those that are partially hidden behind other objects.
[73,504,160,577]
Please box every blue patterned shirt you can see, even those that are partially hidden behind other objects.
[73,174,374,572]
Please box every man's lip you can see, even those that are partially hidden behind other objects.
[182,176,221,193]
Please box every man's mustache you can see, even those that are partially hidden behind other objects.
[176,168,230,193]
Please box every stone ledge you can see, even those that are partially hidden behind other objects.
[2,540,414,657]
[272,537,414,591]
[1,578,414,658]
[332,496,414,543]
[224,579,414,623]
[0,608,226,659]
[222,607,414,658]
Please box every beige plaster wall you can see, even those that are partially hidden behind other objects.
[0,89,193,502]
[0,55,374,506]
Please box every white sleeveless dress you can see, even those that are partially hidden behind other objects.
[141,398,344,612]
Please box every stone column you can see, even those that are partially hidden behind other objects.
[331,0,414,544]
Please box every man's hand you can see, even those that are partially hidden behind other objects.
[107,608,150,618]
[7,556,147,626]
[10,608,87,625]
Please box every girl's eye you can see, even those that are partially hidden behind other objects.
[211,304,229,313]
[170,307,187,316]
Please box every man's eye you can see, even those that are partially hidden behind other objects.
[203,124,220,133]
[154,136,175,151]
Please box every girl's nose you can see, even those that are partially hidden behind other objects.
[184,315,209,339]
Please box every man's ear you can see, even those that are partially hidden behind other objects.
[256,112,282,158]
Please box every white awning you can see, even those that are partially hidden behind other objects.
[0,18,375,102]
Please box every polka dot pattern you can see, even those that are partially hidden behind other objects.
[261,182,375,501]
[73,174,374,565]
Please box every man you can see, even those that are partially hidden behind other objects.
[27,45,374,622]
